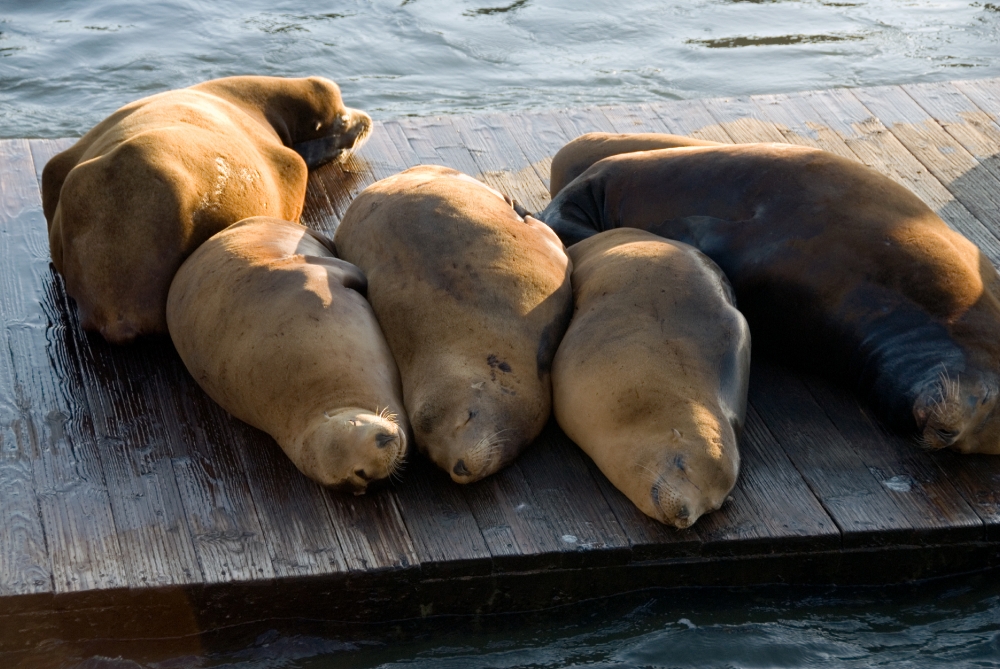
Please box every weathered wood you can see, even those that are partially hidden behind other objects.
[696,403,840,555]
[1,139,128,593]
[599,102,677,135]
[0,314,50,598]
[790,87,1000,265]
[851,85,1000,243]
[5,85,1000,643]
[746,93,868,161]
[451,113,551,213]
[390,456,492,578]
[701,96,789,144]
[512,426,631,568]
[158,362,277,584]
[648,98,734,143]
[750,360,964,548]
[903,81,1000,182]
[802,376,983,544]
[495,110,573,195]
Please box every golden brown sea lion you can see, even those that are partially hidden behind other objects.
[554,228,749,528]
[542,138,1000,454]
[549,132,721,197]
[43,75,372,344]
[334,165,573,482]
[166,216,407,493]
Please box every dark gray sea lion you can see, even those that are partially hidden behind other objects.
[167,217,407,494]
[334,165,573,482]
[553,228,749,527]
[43,75,372,343]
[541,138,1000,455]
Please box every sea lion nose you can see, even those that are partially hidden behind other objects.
[453,459,471,477]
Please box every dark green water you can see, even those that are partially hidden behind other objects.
[4,1,1000,666]
[30,574,1000,667]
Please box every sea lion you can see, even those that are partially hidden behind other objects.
[541,139,1000,455]
[549,132,721,197]
[166,216,407,493]
[334,165,573,482]
[43,75,372,344]
[554,228,749,528]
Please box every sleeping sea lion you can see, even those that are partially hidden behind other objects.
[554,228,749,528]
[541,138,1000,454]
[166,216,407,493]
[334,165,573,483]
[549,132,721,197]
[43,75,372,344]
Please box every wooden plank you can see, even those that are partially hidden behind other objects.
[648,99,735,143]
[851,85,1000,241]
[460,457,566,569]
[903,81,1000,181]
[321,488,419,573]
[927,449,1000,541]
[746,93,865,161]
[550,106,618,143]
[700,96,789,144]
[153,360,275,584]
[28,137,74,188]
[696,404,840,555]
[450,113,550,212]
[391,455,492,577]
[212,414,352,579]
[599,103,677,135]
[512,426,630,567]
[0,139,127,593]
[952,78,1000,143]
[789,87,1000,266]
[803,376,983,544]
[494,109,574,195]
[54,336,203,587]
[0,314,50,597]
[749,360,973,548]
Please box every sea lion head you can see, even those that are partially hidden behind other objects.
[295,406,408,494]
[914,370,1000,454]
[287,77,373,169]
[637,408,740,529]
[409,366,534,484]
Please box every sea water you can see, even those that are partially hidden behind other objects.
[2,0,1000,138]
[2,1,1000,667]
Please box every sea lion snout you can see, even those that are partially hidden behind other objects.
[297,408,407,492]
[292,107,372,168]
[914,373,1000,453]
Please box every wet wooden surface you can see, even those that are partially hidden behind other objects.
[3,77,1000,648]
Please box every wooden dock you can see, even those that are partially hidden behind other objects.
[4,77,1000,657]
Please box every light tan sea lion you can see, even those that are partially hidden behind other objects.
[549,132,721,197]
[553,228,749,528]
[334,165,573,483]
[542,137,1000,455]
[166,216,407,493]
[43,75,372,344]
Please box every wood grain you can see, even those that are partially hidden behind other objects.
[2,139,127,593]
